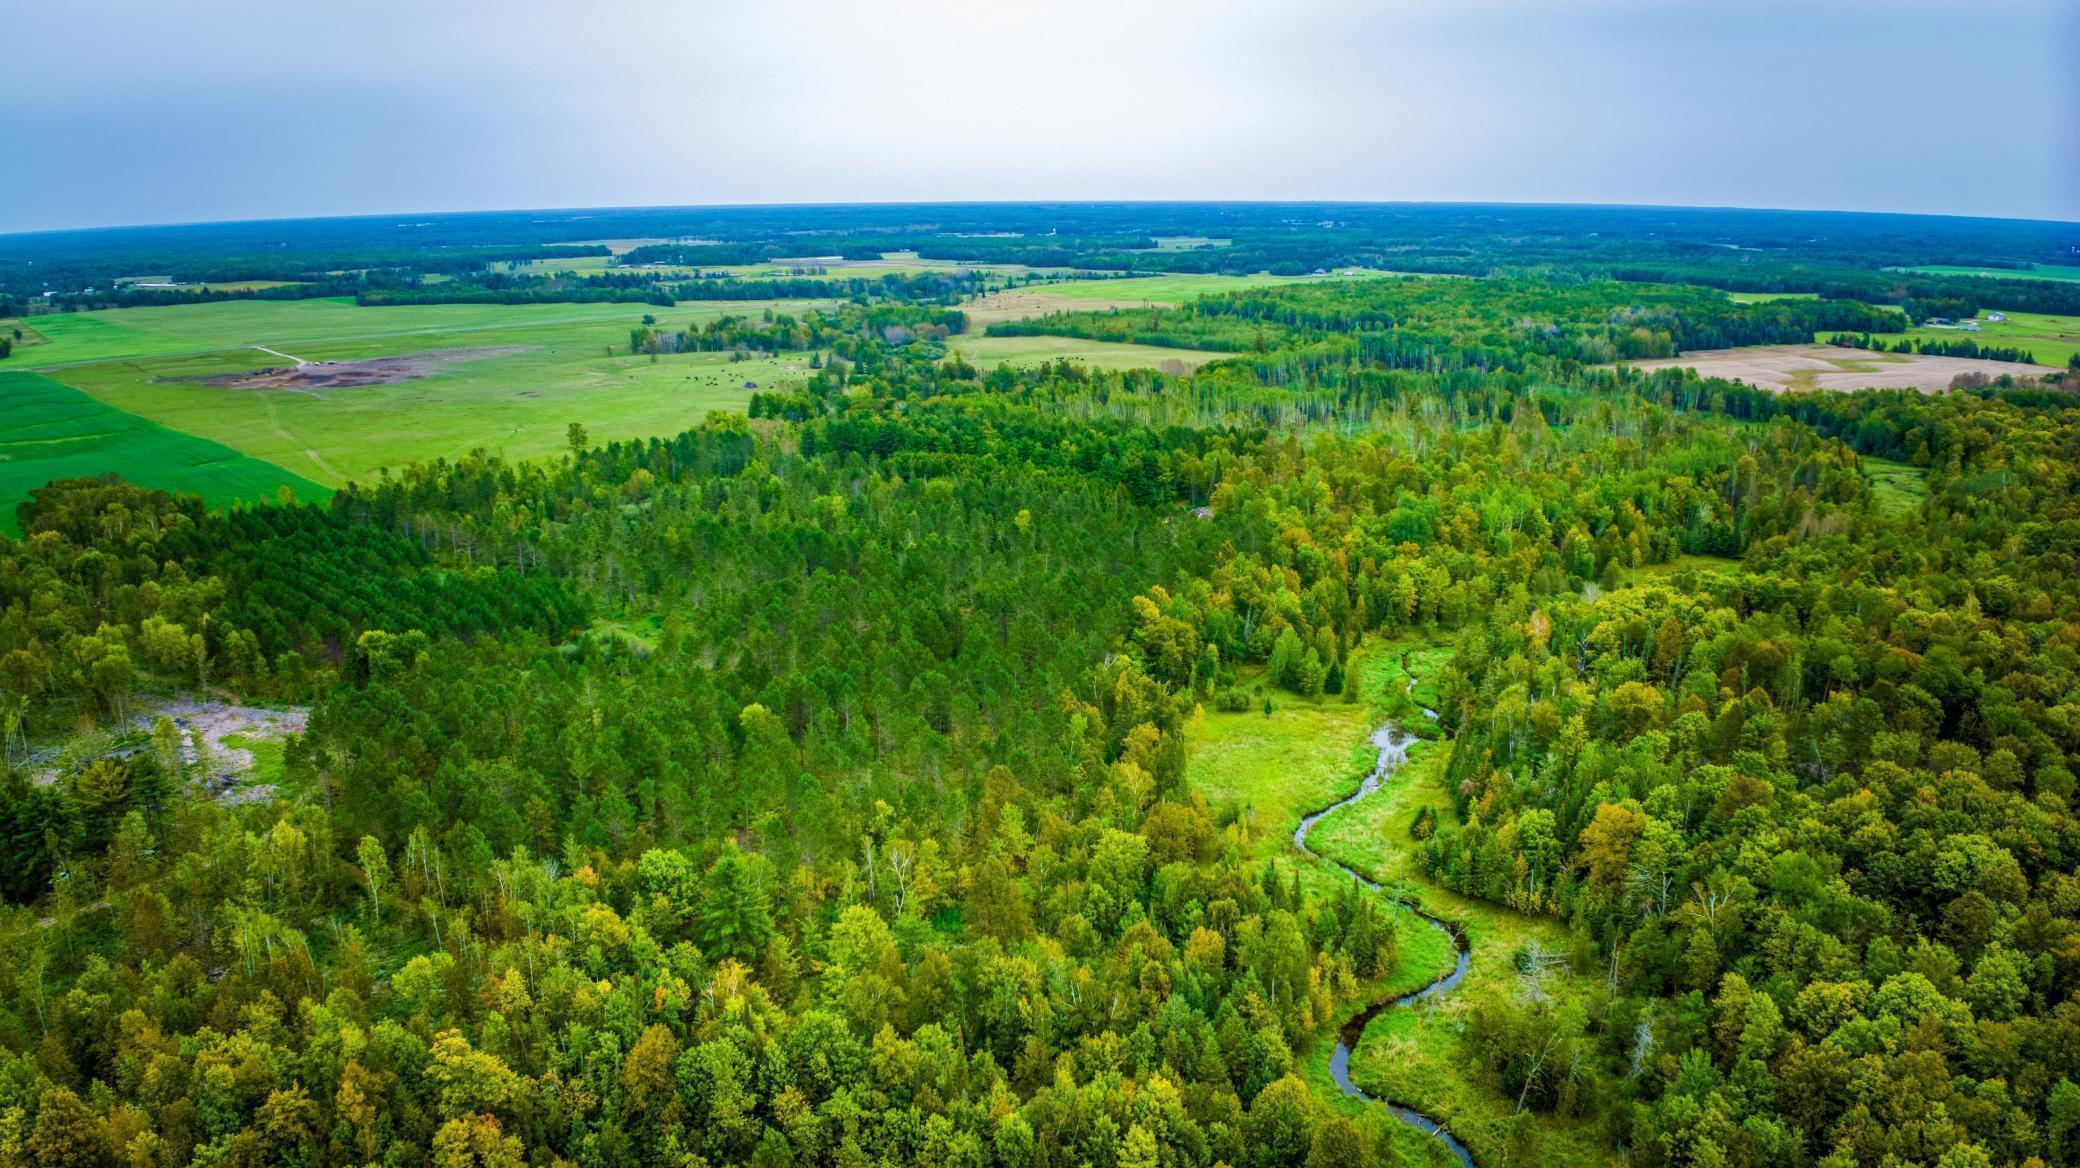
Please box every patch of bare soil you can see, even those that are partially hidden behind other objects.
[24,697,308,806]
[202,346,535,393]
[132,698,307,803]
[1623,344,2062,393]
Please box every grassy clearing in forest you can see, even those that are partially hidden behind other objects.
[1188,637,1617,1168]
[1310,740,1613,1168]
[1186,687,1375,865]
[950,333,1227,372]
[1724,291,1821,303]
[1864,457,1929,518]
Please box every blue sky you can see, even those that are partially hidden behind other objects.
[3,0,2074,232]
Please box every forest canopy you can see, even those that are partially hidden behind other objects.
[2,256,2079,1168]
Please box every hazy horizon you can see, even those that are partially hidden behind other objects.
[4,196,2077,244]
[6,0,2075,234]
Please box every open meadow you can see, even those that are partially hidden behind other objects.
[949,333,1228,372]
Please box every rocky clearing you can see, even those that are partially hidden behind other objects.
[24,696,308,804]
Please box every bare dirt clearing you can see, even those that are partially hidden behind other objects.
[1624,344,2062,393]
[137,698,307,803]
[198,346,537,393]
[23,696,307,804]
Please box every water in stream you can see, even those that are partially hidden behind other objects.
[1292,702,1478,1168]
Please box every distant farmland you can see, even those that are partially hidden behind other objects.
[27,299,828,490]
[1895,263,2080,283]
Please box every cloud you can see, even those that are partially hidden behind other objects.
[1,0,2072,231]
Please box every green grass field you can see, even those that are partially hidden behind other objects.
[0,370,326,533]
[1896,263,2080,283]
[951,334,1229,372]
[1,318,51,351]
[1822,309,2080,368]
[1864,457,1928,518]
[13,298,834,494]
[1725,291,1820,303]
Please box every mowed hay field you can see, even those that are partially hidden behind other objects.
[0,370,325,534]
[16,298,828,490]
[1624,343,2062,393]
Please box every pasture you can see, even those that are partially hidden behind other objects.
[0,370,325,532]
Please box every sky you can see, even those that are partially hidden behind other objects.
[3,0,2075,233]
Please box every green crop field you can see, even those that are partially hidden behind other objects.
[1823,309,2080,368]
[1896,263,2080,283]
[0,369,325,532]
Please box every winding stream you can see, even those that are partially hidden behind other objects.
[1291,681,1478,1168]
